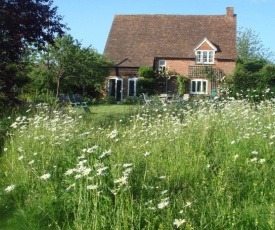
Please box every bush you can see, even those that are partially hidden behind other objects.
[99,96,117,104]
[18,90,58,106]
[121,96,142,105]
[136,78,155,96]
[233,59,268,92]
[138,66,155,78]
[176,75,188,96]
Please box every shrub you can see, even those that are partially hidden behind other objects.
[136,78,155,96]
[233,59,268,92]
[138,66,155,78]
[99,96,117,104]
[121,96,142,105]
[176,75,188,96]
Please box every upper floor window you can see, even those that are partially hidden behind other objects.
[194,38,217,64]
[159,60,166,71]
[196,50,215,64]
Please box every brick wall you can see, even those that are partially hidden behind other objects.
[165,59,235,77]
[105,59,235,98]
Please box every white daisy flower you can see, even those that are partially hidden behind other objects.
[87,185,98,190]
[40,173,51,180]
[173,219,186,228]
[157,200,169,209]
[5,185,15,192]
[64,169,74,176]
[114,176,128,185]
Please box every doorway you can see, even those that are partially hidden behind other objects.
[108,77,123,101]
[128,78,138,96]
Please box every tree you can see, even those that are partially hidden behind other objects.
[233,59,267,91]
[30,35,112,97]
[237,27,274,63]
[0,0,66,104]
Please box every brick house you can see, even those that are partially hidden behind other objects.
[103,7,237,101]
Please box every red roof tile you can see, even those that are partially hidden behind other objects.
[104,8,237,67]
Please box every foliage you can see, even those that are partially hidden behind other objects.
[234,28,275,95]
[28,35,112,97]
[121,96,142,105]
[232,58,271,92]
[99,96,117,104]
[136,78,155,96]
[237,27,275,63]
[155,67,171,79]
[18,90,59,106]
[176,75,187,96]
[260,64,275,86]
[138,66,155,78]
[203,66,216,82]
[2,98,275,229]
[0,0,66,104]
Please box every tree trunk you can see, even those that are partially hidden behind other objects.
[56,72,63,97]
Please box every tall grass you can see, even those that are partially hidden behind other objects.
[1,98,275,229]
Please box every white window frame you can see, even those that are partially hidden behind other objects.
[190,79,208,94]
[127,77,138,96]
[107,77,123,101]
[195,50,215,64]
[159,60,166,71]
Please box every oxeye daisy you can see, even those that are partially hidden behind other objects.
[5,185,15,192]
[173,218,186,228]
[157,200,169,209]
[87,185,98,190]
[18,155,24,160]
[144,151,150,156]
[64,169,74,176]
[114,176,128,185]
[40,173,51,180]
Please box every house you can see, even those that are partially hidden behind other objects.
[103,7,237,101]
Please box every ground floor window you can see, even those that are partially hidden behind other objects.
[190,79,208,94]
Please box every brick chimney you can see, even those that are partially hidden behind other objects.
[226,7,234,17]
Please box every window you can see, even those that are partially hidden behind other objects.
[190,80,208,94]
[159,60,166,71]
[196,50,215,64]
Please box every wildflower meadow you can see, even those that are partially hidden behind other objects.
[1,97,275,229]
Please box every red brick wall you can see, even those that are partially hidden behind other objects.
[165,59,235,77]
[105,59,235,98]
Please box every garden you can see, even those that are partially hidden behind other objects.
[1,92,275,229]
[1,2,275,228]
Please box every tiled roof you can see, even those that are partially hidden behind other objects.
[103,8,237,67]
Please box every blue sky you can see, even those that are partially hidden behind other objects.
[53,0,275,55]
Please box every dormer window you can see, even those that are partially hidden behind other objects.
[159,60,166,71]
[196,50,215,64]
[194,38,217,64]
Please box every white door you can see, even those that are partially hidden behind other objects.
[108,77,123,101]
[128,78,138,96]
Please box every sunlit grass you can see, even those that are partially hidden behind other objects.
[1,98,275,229]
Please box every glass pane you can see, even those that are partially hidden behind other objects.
[203,51,207,63]
[209,51,214,62]
[203,81,207,92]
[191,81,196,92]
[129,80,135,96]
[159,60,165,67]
[196,51,201,62]
[197,81,201,92]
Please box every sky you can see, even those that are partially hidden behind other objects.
[53,0,275,55]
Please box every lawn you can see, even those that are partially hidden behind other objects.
[1,99,275,229]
